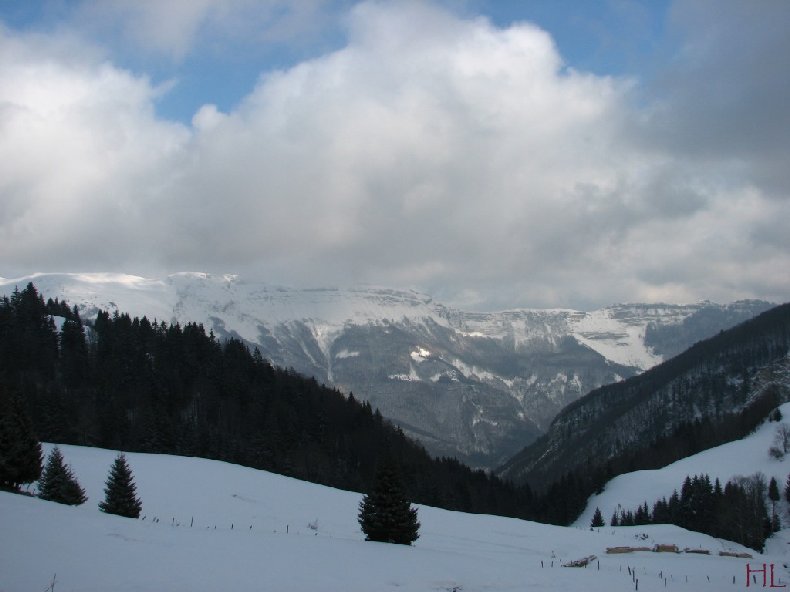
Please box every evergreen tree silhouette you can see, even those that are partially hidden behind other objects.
[39,447,86,505]
[0,391,42,491]
[358,459,419,545]
[99,454,142,518]
[590,507,605,528]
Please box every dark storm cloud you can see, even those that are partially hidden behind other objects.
[641,0,790,195]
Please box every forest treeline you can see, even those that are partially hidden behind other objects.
[607,472,789,552]
[528,391,787,527]
[0,283,532,517]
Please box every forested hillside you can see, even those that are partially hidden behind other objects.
[0,283,529,517]
[498,303,790,524]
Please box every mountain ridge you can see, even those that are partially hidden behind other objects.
[497,302,790,496]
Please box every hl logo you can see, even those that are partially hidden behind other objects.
[747,564,786,588]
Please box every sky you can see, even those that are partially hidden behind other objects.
[0,1,788,311]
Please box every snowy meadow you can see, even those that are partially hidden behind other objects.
[2,435,787,591]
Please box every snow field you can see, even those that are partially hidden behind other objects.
[1,442,781,591]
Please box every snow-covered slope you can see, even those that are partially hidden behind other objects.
[1,444,781,592]
[0,272,445,340]
[0,273,772,467]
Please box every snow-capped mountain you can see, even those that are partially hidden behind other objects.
[0,272,773,467]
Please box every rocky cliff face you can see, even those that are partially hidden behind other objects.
[0,272,773,467]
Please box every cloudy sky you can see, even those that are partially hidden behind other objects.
[1,1,788,311]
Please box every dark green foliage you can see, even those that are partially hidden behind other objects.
[0,389,42,491]
[651,497,669,524]
[358,460,420,545]
[634,501,650,525]
[615,473,770,552]
[99,454,142,518]
[39,447,87,505]
[59,311,88,389]
[0,284,58,384]
[590,507,605,528]
[618,509,634,526]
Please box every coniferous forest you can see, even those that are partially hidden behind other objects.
[611,473,774,552]
[0,283,532,518]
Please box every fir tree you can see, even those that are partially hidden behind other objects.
[634,501,650,525]
[99,454,142,518]
[0,392,42,491]
[358,460,420,545]
[590,507,605,528]
[39,447,86,505]
[652,497,670,524]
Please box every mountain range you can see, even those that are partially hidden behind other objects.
[499,302,790,491]
[0,272,774,467]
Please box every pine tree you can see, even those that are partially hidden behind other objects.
[38,447,87,505]
[785,473,790,504]
[0,392,42,491]
[358,460,420,545]
[610,510,619,527]
[634,501,650,525]
[652,497,670,524]
[99,454,142,518]
[619,509,635,526]
[590,507,605,528]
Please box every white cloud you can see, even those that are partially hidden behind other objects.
[191,103,226,131]
[0,1,788,310]
[0,25,189,271]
